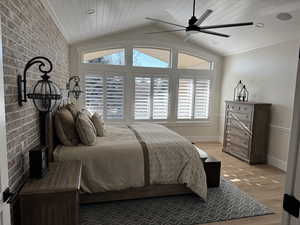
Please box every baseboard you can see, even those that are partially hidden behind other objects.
[267,155,287,172]
[185,136,220,143]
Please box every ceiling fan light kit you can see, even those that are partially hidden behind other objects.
[145,0,253,38]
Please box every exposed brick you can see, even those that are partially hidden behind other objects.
[1,0,69,195]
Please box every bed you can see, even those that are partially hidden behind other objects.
[45,112,211,204]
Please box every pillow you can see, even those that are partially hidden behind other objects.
[66,103,80,119]
[81,108,92,118]
[91,112,105,137]
[55,108,80,146]
[76,112,97,146]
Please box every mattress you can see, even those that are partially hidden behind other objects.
[54,123,207,200]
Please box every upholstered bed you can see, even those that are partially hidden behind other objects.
[53,123,207,201]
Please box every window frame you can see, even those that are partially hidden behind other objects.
[79,44,216,124]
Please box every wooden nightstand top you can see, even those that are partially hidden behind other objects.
[20,161,82,195]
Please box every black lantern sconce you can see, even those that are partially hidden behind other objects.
[17,56,62,112]
[66,76,82,101]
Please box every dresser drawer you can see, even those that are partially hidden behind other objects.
[226,103,253,114]
[227,111,252,121]
[228,135,250,149]
[226,125,252,140]
[226,117,252,131]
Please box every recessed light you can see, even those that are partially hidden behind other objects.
[87,9,95,15]
[276,13,292,21]
[255,23,264,28]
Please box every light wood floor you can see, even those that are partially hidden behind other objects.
[195,142,285,225]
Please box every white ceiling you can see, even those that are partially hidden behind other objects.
[44,0,300,56]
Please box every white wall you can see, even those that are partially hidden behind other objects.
[219,40,300,171]
[69,24,223,142]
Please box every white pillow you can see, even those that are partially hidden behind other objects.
[91,112,105,137]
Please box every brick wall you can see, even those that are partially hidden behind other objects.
[0,0,69,191]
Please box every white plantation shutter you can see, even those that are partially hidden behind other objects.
[194,80,210,119]
[85,76,104,114]
[135,77,151,120]
[85,74,124,120]
[153,78,169,120]
[106,76,124,120]
[177,78,210,120]
[177,79,194,119]
[134,76,169,120]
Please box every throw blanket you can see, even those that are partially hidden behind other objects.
[129,123,207,200]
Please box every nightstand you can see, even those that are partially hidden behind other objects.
[20,161,82,225]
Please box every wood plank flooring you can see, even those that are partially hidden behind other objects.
[195,142,285,225]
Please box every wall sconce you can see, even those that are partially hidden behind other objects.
[66,76,82,100]
[17,56,62,112]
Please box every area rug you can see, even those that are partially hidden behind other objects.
[80,178,273,225]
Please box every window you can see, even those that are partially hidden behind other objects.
[133,48,170,68]
[82,48,125,65]
[135,77,169,120]
[178,52,212,70]
[177,78,210,120]
[85,75,124,120]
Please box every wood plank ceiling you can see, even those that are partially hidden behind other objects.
[45,0,300,55]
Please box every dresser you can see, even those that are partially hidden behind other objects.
[20,161,82,225]
[223,101,271,164]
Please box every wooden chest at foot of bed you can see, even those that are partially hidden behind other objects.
[203,156,221,188]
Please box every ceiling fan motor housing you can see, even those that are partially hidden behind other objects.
[189,16,198,26]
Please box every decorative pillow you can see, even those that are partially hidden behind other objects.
[66,103,80,119]
[81,108,92,118]
[76,112,97,146]
[55,108,80,146]
[91,112,105,137]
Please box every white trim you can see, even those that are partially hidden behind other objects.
[40,0,70,41]
[184,136,220,143]
[267,155,287,172]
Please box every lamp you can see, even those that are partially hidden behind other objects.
[17,56,62,112]
[66,76,82,100]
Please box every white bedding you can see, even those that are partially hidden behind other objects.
[54,123,207,200]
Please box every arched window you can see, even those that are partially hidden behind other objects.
[177,52,212,70]
[82,48,125,65]
[133,48,171,68]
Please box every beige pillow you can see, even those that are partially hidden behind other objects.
[66,103,80,119]
[76,112,97,146]
[82,108,92,118]
[55,108,80,146]
[91,113,105,137]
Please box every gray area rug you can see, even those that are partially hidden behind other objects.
[80,178,273,225]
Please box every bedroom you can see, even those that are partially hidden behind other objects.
[0,0,299,225]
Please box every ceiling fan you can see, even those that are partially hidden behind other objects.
[145,0,254,39]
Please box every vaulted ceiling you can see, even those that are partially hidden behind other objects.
[43,0,300,55]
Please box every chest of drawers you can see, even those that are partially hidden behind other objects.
[223,101,271,164]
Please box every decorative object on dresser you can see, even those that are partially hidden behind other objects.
[240,85,249,102]
[233,80,249,102]
[19,161,82,225]
[223,101,271,164]
[17,56,62,112]
[66,76,82,101]
[29,145,48,179]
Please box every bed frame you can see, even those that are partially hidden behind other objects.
[45,112,212,204]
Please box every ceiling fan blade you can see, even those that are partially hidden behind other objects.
[200,22,254,30]
[145,17,186,28]
[145,29,186,34]
[199,30,230,37]
[195,9,213,26]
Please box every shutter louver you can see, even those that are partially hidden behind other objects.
[194,80,210,119]
[135,77,151,120]
[153,78,169,120]
[177,79,194,119]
